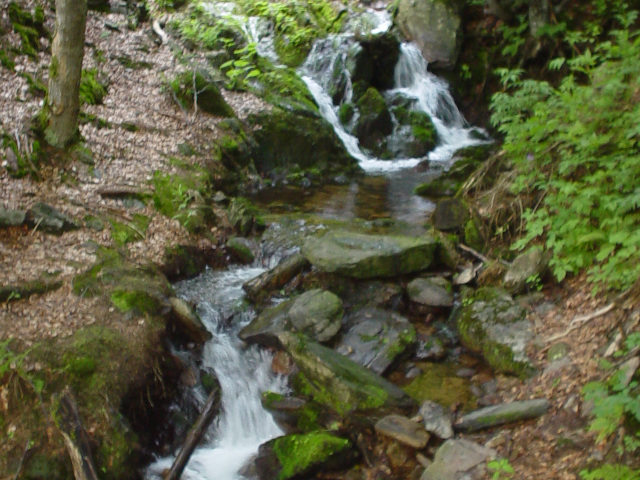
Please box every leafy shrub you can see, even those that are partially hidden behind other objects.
[490,24,640,290]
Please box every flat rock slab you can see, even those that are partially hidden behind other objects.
[407,277,453,308]
[421,439,496,480]
[418,400,453,439]
[455,398,550,432]
[302,231,437,279]
[277,331,415,417]
[375,414,429,449]
[336,308,416,375]
[239,300,293,348]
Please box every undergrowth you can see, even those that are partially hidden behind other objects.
[490,10,640,291]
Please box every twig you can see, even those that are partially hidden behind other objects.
[545,303,615,343]
[13,440,33,480]
[152,20,169,45]
[458,243,512,267]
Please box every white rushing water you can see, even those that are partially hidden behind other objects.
[146,267,288,480]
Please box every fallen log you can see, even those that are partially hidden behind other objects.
[55,388,99,480]
[164,386,221,480]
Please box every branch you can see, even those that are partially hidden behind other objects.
[457,243,512,267]
[152,20,169,44]
[544,303,615,343]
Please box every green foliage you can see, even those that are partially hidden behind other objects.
[236,0,343,66]
[220,43,261,89]
[0,49,15,71]
[80,69,107,105]
[488,458,515,480]
[491,26,640,290]
[580,333,640,480]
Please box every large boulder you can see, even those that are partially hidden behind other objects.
[288,289,344,342]
[248,108,358,178]
[278,331,415,417]
[254,432,357,480]
[301,231,438,279]
[352,32,401,91]
[406,277,453,309]
[455,287,535,378]
[432,198,468,232]
[395,0,463,70]
[336,308,416,374]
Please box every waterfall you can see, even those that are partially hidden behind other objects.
[146,267,288,480]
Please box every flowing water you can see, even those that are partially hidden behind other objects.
[147,4,489,479]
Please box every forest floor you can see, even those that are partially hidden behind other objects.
[1,2,638,480]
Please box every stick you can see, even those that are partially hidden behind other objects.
[164,386,221,480]
[12,440,33,480]
[457,244,512,267]
[56,388,100,480]
[152,20,169,44]
[545,303,615,343]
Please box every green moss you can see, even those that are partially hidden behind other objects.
[0,49,15,71]
[49,56,59,79]
[386,325,417,361]
[110,214,150,246]
[357,87,388,117]
[110,288,159,314]
[273,432,351,480]
[0,278,62,302]
[80,68,107,105]
[464,217,485,251]
[338,103,354,124]
[64,355,97,377]
[403,363,476,410]
[262,391,286,409]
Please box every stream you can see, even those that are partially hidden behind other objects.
[147,4,489,480]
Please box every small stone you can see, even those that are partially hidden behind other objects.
[407,277,453,308]
[503,247,550,294]
[288,289,343,343]
[433,198,468,232]
[375,414,429,449]
[226,236,256,264]
[421,439,496,480]
[547,342,570,362]
[26,202,79,234]
[418,401,453,439]
[271,351,294,376]
[0,208,26,228]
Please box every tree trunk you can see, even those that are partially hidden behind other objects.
[528,0,550,36]
[45,0,88,148]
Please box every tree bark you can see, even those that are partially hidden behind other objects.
[528,0,550,36]
[45,0,88,148]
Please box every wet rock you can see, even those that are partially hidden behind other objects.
[344,281,404,311]
[226,236,256,264]
[416,336,446,361]
[407,277,453,309]
[243,253,309,301]
[26,202,79,234]
[432,198,468,232]
[352,32,401,91]
[336,308,416,374]
[503,247,550,294]
[454,398,550,432]
[302,230,437,279]
[261,392,308,432]
[395,0,462,70]
[278,331,415,417]
[455,287,535,378]
[418,400,453,439]
[254,432,356,480]
[421,439,496,480]
[272,351,295,376]
[169,297,212,345]
[356,87,393,152]
[288,289,344,342]
[0,208,26,228]
[239,300,293,348]
[375,414,429,449]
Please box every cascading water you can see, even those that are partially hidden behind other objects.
[146,267,288,480]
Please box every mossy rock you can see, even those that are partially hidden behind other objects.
[255,432,357,480]
[72,248,172,315]
[352,31,401,91]
[356,88,393,152]
[247,108,358,178]
[170,70,234,117]
[455,287,535,378]
[403,362,476,411]
[338,103,355,125]
[279,332,415,417]
[0,278,62,303]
